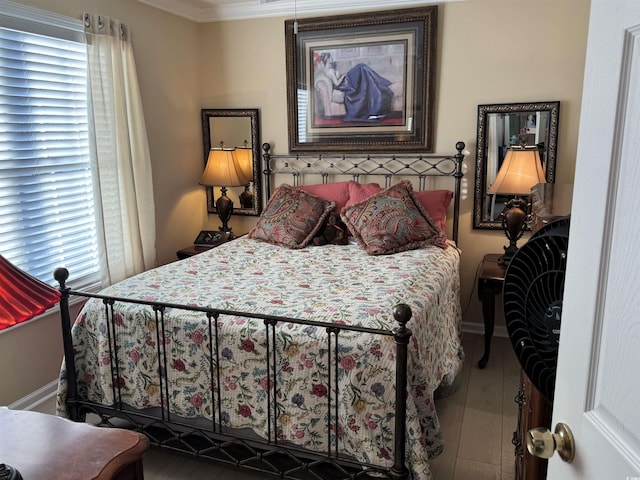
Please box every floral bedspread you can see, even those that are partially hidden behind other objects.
[57,237,463,480]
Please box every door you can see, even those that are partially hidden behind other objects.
[547,0,640,478]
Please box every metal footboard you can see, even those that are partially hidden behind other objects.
[55,267,412,480]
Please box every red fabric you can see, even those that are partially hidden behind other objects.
[413,189,453,237]
[0,255,61,331]
[297,181,351,213]
[345,182,383,208]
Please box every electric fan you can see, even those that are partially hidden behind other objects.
[503,216,570,402]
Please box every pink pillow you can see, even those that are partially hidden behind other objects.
[345,182,383,208]
[341,180,447,255]
[298,181,351,213]
[413,190,453,236]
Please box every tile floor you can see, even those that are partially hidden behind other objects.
[33,332,520,480]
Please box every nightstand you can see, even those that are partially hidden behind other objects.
[176,245,214,260]
[176,231,238,260]
[477,253,506,369]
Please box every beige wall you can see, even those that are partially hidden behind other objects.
[198,0,591,332]
[1,0,201,405]
[0,0,590,405]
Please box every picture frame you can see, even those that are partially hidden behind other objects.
[285,6,438,153]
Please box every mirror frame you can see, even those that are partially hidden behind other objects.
[473,101,560,230]
[201,108,262,216]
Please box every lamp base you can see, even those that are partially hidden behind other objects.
[215,187,234,236]
[498,244,519,266]
[497,197,528,266]
[239,185,254,209]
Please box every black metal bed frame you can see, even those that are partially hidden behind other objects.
[262,142,465,244]
[56,142,465,480]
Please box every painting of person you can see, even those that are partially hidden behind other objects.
[314,52,394,123]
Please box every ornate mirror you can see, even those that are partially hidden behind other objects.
[202,108,262,216]
[473,101,560,229]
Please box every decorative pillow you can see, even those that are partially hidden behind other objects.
[248,185,335,249]
[413,189,453,236]
[341,180,446,255]
[298,181,351,213]
[345,181,383,208]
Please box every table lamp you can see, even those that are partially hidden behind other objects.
[233,142,254,209]
[200,146,251,237]
[0,254,60,330]
[488,145,546,265]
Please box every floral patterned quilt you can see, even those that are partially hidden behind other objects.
[57,237,463,480]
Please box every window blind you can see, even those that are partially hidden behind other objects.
[0,4,99,289]
[297,88,307,143]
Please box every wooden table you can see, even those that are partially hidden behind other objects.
[477,253,506,369]
[0,407,149,480]
[176,244,213,259]
[176,231,242,259]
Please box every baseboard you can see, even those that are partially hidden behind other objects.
[461,321,508,338]
[8,379,58,411]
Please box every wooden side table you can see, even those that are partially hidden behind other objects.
[477,253,506,369]
[177,231,241,259]
[176,245,213,259]
[0,407,149,480]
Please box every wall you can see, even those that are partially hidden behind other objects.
[8,0,203,265]
[198,0,591,333]
[0,0,590,405]
[0,0,200,405]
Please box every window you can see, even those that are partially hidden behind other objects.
[297,89,307,143]
[0,1,100,289]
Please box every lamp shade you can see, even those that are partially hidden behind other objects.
[232,146,253,182]
[0,255,60,330]
[200,148,251,187]
[488,146,546,195]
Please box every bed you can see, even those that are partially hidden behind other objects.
[56,142,466,480]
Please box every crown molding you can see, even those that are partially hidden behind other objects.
[136,0,461,23]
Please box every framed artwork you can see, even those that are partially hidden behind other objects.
[285,6,438,153]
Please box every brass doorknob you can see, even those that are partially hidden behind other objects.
[526,422,575,463]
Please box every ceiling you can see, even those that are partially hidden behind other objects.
[135,0,457,23]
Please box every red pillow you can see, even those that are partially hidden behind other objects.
[413,190,453,236]
[298,181,351,213]
[345,182,383,208]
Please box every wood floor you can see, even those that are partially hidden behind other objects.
[33,332,520,480]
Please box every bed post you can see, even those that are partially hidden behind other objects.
[262,143,272,199]
[54,267,79,421]
[390,303,412,480]
[451,141,465,245]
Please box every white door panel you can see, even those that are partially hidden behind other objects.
[549,1,640,478]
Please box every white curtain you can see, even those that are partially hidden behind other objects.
[84,13,157,285]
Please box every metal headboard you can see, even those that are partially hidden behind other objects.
[262,142,465,244]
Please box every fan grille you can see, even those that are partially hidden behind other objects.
[503,217,569,402]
